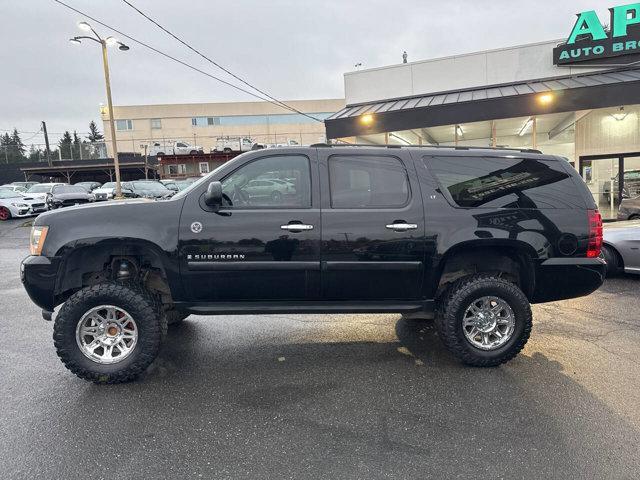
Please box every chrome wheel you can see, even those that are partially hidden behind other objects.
[462,296,515,350]
[75,305,138,364]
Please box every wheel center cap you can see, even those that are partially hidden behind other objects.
[476,312,497,332]
[106,324,119,337]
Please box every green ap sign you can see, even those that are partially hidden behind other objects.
[553,3,640,65]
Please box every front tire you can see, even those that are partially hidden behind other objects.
[53,283,166,384]
[436,275,532,367]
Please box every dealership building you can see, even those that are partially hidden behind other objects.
[325,7,640,220]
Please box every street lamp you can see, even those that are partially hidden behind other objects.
[69,21,130,198]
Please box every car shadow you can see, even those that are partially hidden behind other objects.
[29,315,637,479]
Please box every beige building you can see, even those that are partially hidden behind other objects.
[101,98,344,156]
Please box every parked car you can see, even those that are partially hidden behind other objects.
[602,220,640,276]
[0,184,27,193]
[243,178,295,203]
[46,185,95,209]
[128,180,174,199]
[0,189,45,220]
[21,145,606,384]
[159,179,179,192]
[25,183,66,200]
[617,195,640,220]
[12,181,39,190]
[92,182,135,201]
[74,181,102,192]
[212,137,257,153]
[149,141,203,156]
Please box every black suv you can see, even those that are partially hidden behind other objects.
[21,145,605,383]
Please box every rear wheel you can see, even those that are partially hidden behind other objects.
[189,150,198,155]
[0,206,11,221]
[602,244,623,277]
[436,274,532,367]
[53,282,166,384]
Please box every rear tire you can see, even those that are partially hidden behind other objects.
[53,282,165,384]
[436,274,532,367]
[602,244,623,277]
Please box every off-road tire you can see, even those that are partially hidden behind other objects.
[166,309,189,326]
[53,282,165,384]
[436,274,532,367]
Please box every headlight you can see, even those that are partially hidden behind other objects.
[29,226,49,256]
[11,203,28,207]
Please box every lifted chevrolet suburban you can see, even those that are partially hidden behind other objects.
[21,145,605,383]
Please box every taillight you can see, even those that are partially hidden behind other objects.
[586,209,603,258]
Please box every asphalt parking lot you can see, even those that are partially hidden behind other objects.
[0,219,639,479]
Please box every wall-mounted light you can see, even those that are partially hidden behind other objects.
[610,106,628,121]
[537,92,554,105]
[518,117,534,136]
[360,113,374,126]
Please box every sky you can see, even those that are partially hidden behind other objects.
[0,0,613,146]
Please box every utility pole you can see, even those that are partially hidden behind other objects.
[42,121,52,166]
[102,41,123,198]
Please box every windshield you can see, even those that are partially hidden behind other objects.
[54,185,86,194]
[27,185,54,193]
[100,182,116,189]
[0,190,21,199]
[132,181,170,192]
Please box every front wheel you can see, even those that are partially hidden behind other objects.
[436,275,532,367]
[53,283,166,384]
[0,206,11,221]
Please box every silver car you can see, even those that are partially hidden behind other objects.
[602,220,640,276]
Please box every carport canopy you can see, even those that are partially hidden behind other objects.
[324,67,640,139]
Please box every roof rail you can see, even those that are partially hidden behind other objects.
[311,142,542,154]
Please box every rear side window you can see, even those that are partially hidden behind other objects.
[329,155,409,208]
[426,156,585,209]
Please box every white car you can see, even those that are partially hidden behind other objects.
[0,184,27,193]
[25,183,66,200]
[149,141,203,156]
[0,190,46,220]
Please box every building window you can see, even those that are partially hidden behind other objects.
[116,119,133,131]
[192,116,220,127]
[168,164,187,175]
[150,118,162,129]
[199,162,210,174]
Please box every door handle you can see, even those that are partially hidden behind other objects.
[385,222,418,231]
[280,223,314,231]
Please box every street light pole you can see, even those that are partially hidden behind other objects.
[100,40,122,197]
[69,21,129,198]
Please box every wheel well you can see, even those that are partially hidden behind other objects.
[603,242,624,269]
[435,246,534,300]
[55,243,172,307]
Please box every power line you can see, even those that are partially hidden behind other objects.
[53,0,321,121]
[120,0,322,123]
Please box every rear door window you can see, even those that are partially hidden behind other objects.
[329,155,409,208]
[425,156,585,209]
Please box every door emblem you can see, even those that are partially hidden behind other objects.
[190,221,203,233]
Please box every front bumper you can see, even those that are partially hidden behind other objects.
[21,255,60,311]
[531,257,606,303]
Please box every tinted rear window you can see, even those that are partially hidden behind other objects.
[426,156,585,209]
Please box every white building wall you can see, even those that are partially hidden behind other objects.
[344,40,605,105]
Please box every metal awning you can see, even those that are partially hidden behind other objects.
[325,67,640,139]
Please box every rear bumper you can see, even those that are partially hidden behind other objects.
[21,255,60,311]
[531,257,606,303]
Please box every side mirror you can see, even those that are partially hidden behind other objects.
[204,181,223,210]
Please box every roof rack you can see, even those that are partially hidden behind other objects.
[310,143,541,154]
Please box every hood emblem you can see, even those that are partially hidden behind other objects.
[190,222,203,234]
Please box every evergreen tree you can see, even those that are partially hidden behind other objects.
[10,128,26,159]
[58,131,73,159]
[0,133,11,163]
[87,120,104,142]
[73,130,82,159]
